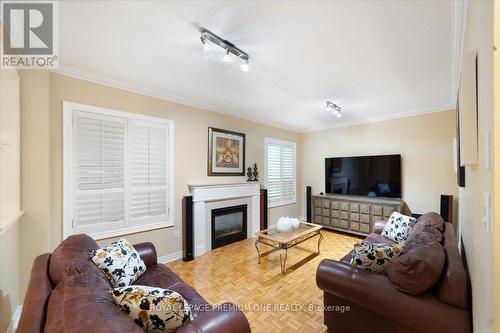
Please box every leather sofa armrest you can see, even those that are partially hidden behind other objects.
[133,242,157,268]
[372,219,388,234]
[177,303,251,333]
[316,259,470,332]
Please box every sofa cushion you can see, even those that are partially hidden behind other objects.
[44,272,143,332]
[49,234,107,285]
[381,212,416,243]
[350,242,404,273]
[404,223,443,252]
[387,241,445,295]
[133,264,183,290]
[91,238,146,287]
[111,285,192,332]
[416,212,444,231]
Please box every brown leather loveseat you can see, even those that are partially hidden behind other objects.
[316,213,471,333]
[17,234,251,333]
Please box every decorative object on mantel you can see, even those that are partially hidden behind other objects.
[247,167,253,181]
[207,127,246,176]
[252,163,259,181]
[277,217,300,232]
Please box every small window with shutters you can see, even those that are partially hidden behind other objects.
[63,102,174,240]
[265,138,296,208]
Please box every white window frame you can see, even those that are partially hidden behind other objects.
[63,101,175,240]
[264,137,297,208]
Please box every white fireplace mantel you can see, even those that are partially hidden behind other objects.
[189,182,261,257]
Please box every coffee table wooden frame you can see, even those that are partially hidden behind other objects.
[255,222,323,275]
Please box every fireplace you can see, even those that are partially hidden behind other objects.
[211,204,247,249]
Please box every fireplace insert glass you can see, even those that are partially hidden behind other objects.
[211,204,247,249]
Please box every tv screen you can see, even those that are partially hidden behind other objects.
[325,154,401,198]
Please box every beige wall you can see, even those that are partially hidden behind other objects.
[300,110,458,216]
[494,2,500,331]
[15,70,301,272]
[458,1,495,332]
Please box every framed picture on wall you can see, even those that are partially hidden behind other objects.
[207,127,246,176]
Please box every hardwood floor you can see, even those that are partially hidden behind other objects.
[167,229,360,333]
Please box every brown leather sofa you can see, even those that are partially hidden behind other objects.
[316,213,471,333]
[17,234,251,333]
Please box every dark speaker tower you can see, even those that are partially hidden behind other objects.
[260,189,268,230]
[440,195,453,224]
[182,196,194,261]
[306,186,312,222]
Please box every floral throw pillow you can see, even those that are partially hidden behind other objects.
[350,242,404,273]
[112,285,193,332]
[90,238,146,287]
[381,212,416,243]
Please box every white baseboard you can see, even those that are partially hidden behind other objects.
[7,305,22,333]
[158,251,182,264]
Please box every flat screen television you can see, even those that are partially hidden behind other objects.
[325,154,401,198]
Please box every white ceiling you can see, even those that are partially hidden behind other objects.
[57,1,455,133]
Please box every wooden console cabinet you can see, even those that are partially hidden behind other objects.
[312,194,403,237]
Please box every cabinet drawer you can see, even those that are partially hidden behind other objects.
[314,215,322,224]
[331,218,339,227]
[350,222,360,231]
[322,216,331,225]
[313,199,322,207]
[360,204,370,214]
[322,199,331,208]
[322,208,330,216]
[372,215,383,223]
[339,220,349,229]
[350,213,360,222]
[331,210,339,218]
[314,207,322,215]
[350,203,360,212]
[360,223,370,234]
[331,201,340,209]
[383,206,396,217]
[360,214,370,224]
[340,202,349,211]
[340,211,349,220]
[372,205,383,215]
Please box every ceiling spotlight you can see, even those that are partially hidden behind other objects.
[326,101,342,118]
[222,51,232,63]
[200,28,250,72]
[240,60,250,72]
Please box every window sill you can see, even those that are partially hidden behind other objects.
[89,222,174,241]
[269,200,297,209]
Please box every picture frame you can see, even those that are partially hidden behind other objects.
[207,127,246,176]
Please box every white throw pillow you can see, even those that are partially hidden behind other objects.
[91,238,146,287]
[112,285,193,332]
[381,212,416,243]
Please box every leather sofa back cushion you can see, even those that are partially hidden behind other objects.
[434,222,468,309]
[404,223,443,252]
[49,234,108,285]
[44,272,143,332]
[387,241,445,295]
[416,212,444,231]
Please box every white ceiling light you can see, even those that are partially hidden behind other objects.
[326,101,342,118]
[200,28,250,72]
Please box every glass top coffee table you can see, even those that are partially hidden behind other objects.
[255,222,323,275]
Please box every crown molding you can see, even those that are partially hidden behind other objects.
[304,104,454,133]
[451,0,468,104]
[51,65,303,133]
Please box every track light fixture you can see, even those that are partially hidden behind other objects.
[326,101,342,118]
[200,28,250,72]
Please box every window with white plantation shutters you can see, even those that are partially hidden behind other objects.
[265,138,296,207]
[64,102,174,239]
